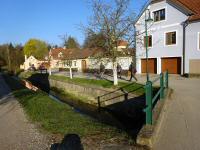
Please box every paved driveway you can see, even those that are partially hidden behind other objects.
[151,75,200,150]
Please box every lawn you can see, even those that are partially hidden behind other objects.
[49,74,145,95]
[3,74,129,140]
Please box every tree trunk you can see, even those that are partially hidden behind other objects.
[113,61,118,85]
[7,47,11,71]
[69,67,73,79]
[49,67,52,76]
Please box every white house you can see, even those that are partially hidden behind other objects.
[135,0,200,75]
[20,55,48,70]
[49,42,134,72]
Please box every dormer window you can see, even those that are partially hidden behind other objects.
[58,52,63,58]
[153,9,165,22]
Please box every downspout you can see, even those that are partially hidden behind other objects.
[181,19,189,76]
[134,24,136,67]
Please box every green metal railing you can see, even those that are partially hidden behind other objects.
[97,82,143,112]
[145,70,169,125]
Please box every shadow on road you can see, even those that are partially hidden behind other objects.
[50,134,83,150]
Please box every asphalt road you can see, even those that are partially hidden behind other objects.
[0,74,50,150]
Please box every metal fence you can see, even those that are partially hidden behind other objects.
[144,71,169,125]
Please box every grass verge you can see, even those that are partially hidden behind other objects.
[2,74,128,140]
[49,74,145,95]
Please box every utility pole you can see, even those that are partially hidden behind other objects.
[145,9,153,82]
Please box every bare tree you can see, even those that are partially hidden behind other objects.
[57,34,74,79]
[84,0,136,85]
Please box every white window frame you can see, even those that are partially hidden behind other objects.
[144,34,153,48]
[164,30,178,47]
[152,7,167,23]
[198,32,200,51]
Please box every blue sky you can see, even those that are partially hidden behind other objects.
[0,0,147,46]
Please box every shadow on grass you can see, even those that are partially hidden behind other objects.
[101,94,146,139]
[27,73,50,93]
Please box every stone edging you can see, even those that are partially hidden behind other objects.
[136,88,173,148]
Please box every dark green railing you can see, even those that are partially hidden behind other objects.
[97,82,143,112]
[145,70,169,125]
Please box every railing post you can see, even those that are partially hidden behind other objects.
[97,96,101,112]
[160,73,164,99]
[124,92,128,101]
[165,70,169,88]
[145,81,152,125]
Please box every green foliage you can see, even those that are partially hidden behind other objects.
[23,39,48,59]
[64,36,80,49]
[18,71,36,79]
[0,43,24,74]
[83,32,106,49]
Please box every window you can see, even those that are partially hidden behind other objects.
[166,31,176,45]
[74,61,76,66]
[58,52,63,58]
[56,62,59,66]
[144,35,152,47]
[153,9,165,22]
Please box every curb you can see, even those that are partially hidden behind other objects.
[136,88,173,148]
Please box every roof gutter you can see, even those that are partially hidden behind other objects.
[181,18,189,76]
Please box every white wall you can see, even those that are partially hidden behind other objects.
[135,0,188,74]
[88,57,132,70]
[24,56,40,70]
[185,22,200,73]
[51,59,83,71]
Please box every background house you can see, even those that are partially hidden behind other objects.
[135,0,200,75]
[21,55,48,70]
[50,43,134,72]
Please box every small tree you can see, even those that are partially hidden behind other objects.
[83,32,106,48]
[0,43,24,74]
[10,45,24,74]
[59,35,79,79]
[84,0,136,85]
[64,60,73,79]
[24,39,48,60]
[64,36,80,49]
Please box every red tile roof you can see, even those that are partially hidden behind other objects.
[50,48,103,60]
[50,46,134,60]
[117,40,128,47]
[172,0,200,21]
[152,0,200,21]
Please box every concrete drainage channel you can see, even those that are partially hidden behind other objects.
[21,77,147,140]
[22,78,131,130]
[49,89,124,129]
[49,79,147,139]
